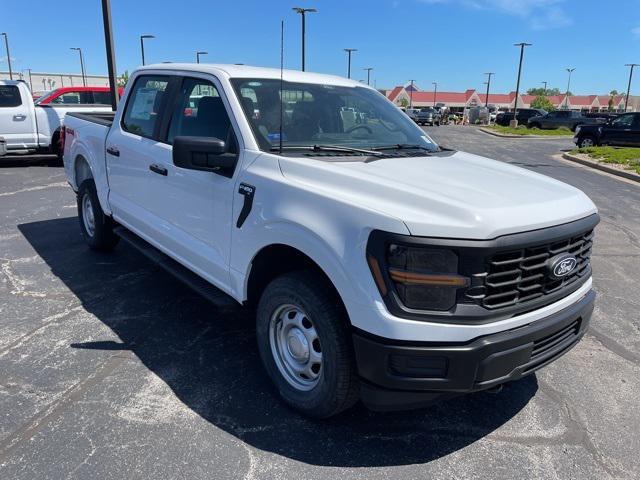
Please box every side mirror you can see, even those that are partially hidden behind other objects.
[173,136,237,177]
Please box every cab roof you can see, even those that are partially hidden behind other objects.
[137,63,367,88]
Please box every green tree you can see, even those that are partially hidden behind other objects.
[527,87,562,96]
[530,95,556,112]
[117,70,129,88]
[399,97,409,108]
[610,90,619,96]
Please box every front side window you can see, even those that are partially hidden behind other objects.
[50,91,92,104]
[92,91,113,105]
[122,75,169,138]
[231,78,438,153]
[0,85,22,107]
[611,114,634,128]
[166,78,233,146]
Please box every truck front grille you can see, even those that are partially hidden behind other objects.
[470,229,593,310]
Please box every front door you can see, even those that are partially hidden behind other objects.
[603,113,636,146]
[0,84,37,149]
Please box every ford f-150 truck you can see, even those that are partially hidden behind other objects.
[63,64,598,418]
[0,80,111,158]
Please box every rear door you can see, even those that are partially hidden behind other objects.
[602,113,635,146]
[0,84,37,149]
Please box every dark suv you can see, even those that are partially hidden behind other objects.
[528,110,606,131]
[496,108,547,126]
[416,107,441,126]
[574,112,640,148]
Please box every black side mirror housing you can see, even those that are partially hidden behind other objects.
[173,136,237,177]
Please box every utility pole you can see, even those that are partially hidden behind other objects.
[541,81,547,95]
[484,72,494,107]
[625,64,639,112]
[70,47,87,86]
[432,81,438,107]
[344,48,357,79]
[408,79,415,109]
[140,34,154,66]
[24,68,33,91]
[196,51,208,63]
[363,67,373,85]
[101,0,119,110]
[512,42,532,127]
[1,33,13,80]
[292,7,316,71]
[564,68,575,109]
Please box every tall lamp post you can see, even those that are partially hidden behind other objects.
[196,51,208,63]
[432,81,438,107]
[24,68,33,91]
[408,79,415,109]
[512,42,532,127]
[1,33,13,80]
[484,72,494,107]
[70,47,87,86]
[624,64,639,112]
[292,7,316,71]
[344,48,357,79]
[564,68,575,109]
[541,81,548,95]
[140,34,155,66]
[363,67,373,85]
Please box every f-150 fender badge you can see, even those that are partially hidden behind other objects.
[236,183,256,228]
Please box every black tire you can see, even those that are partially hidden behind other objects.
[528,122,541,129]
[256,270,359,418]
[77,180,119,251]
[46,132,64,167]
[577,135,597,149]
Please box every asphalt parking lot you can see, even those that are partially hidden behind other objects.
[1,126,639,479]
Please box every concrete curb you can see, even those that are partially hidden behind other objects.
[478,127,573,139]
[562,152,640,183]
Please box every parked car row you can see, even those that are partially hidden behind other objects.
[403,107,442,126]
[574,112,640,148]
[527,110,606,132]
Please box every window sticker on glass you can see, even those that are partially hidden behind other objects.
[130,88,159,120]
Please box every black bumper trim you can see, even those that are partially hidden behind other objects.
[353,289,595,411]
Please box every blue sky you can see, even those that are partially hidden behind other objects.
[1,0,639,94]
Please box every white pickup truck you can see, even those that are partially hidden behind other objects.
[0,80,111,159]
[63,64,598,418]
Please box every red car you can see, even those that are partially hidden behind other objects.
[35,86,124,105]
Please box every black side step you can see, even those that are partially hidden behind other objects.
[114,226,238,309]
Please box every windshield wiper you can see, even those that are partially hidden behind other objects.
[270,144,385,156]
[372,144,438,152]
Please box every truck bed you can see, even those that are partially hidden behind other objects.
[66,111,115,127]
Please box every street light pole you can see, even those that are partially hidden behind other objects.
[541,81,547,95]
[432,81,438,107]
[140,34,155,66]
[70,47,87,86]
[25,68,33,91]
[196,51,208,63]
[624,64,639,112]
[484,72,494,107]
[292,7,316,71]
[564,68,575,109]
[408,79,415,109]
[1,33,13,80]
[512,42,532,127]
[344,48,357,78]
[364,67,373,85]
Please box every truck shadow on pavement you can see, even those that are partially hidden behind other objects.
[18,217,538,468]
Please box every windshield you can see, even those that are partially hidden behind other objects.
[230,78,439,153]
[34,90,54,104]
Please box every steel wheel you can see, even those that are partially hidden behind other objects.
[82,193,96,237]
[269,304,323,391]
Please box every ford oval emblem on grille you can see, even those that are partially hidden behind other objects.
[548,254,578,280]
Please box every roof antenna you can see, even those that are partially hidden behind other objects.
[279,19,284,154]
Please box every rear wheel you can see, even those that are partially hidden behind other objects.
[77,180,119,251]
[577,135,597,148]
[256,270,359,418]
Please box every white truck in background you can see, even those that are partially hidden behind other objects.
[0,80,111,160]
[62,64,598,418]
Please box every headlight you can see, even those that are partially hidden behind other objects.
[575,126,581,134]
[368,244,468,311]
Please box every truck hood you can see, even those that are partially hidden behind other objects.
[279,150,597,239]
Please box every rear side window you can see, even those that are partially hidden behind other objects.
[0,85,22,107]
[92,91,113,105]
[122,75,169,138]
[50,91,93,104]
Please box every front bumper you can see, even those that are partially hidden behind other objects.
[353,289,594,411]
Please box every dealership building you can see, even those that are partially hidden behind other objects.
[0,70,109,94]
[384,83,635,112]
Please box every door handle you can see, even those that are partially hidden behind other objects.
[106,146,120,157]
[149,164,168,176]
[13,114,26,121]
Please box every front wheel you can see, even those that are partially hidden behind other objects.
[77,180,119,251]
[256,271,359,418]
[577,135,597,148]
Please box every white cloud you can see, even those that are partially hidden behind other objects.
[418,0,572,30]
